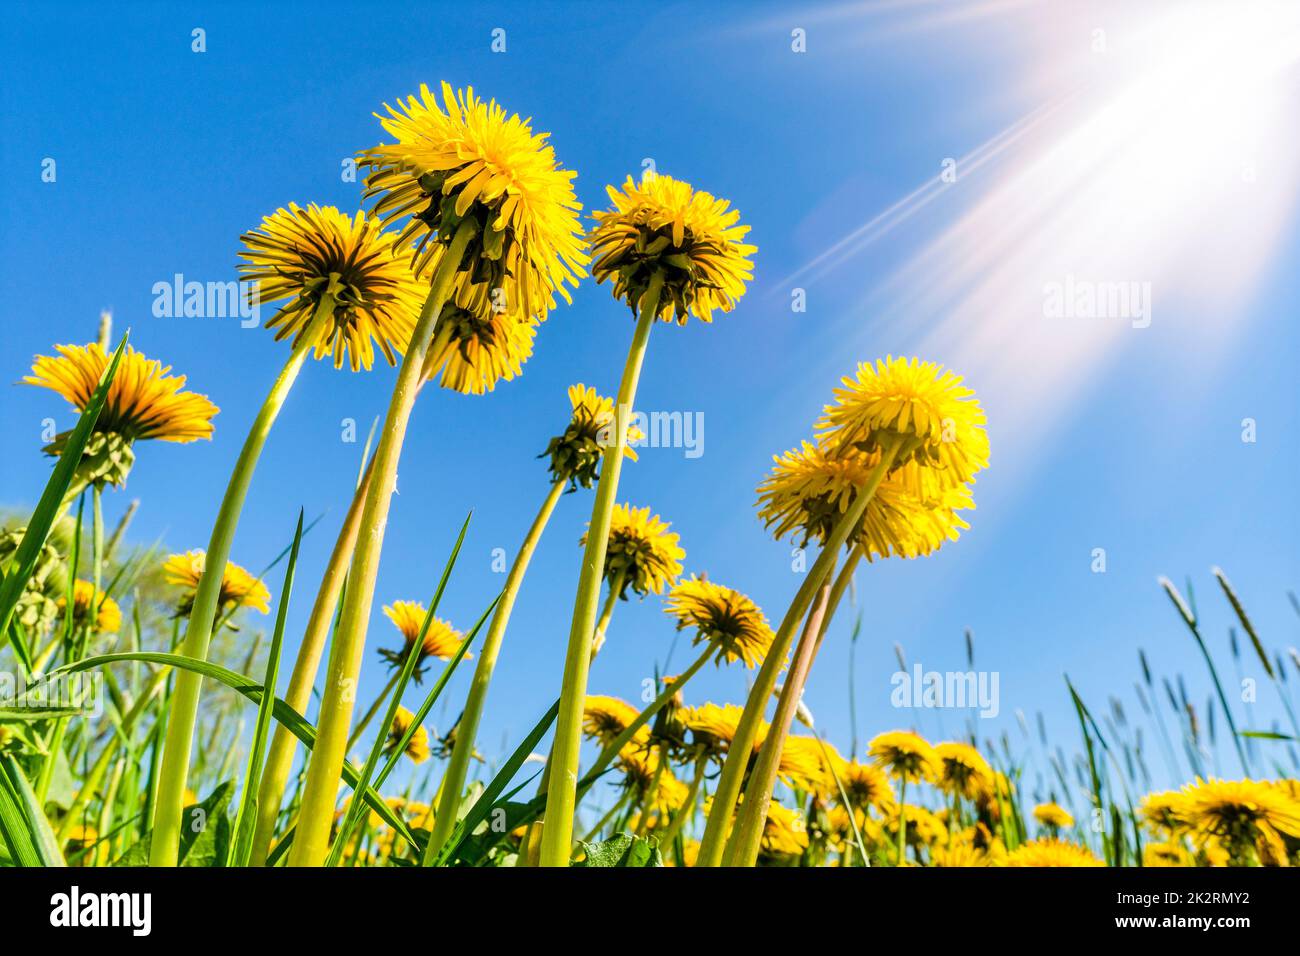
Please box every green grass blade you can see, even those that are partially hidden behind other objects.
[229,509,304,866]
[0,753,67,866]
[430,698,560,867]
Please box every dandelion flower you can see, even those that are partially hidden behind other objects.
[238,203,426,372]
[1004,838,1104,867]
[25,343,218,490]
[582,695,648,749]
[756,441,973,559]
[583,504,684,599]
[163,551,270,618]
[933,742,995,801]
[423,287,538,394]
[869,730,939,783]
[59,579,121,634]
[1033,802,1074,831]
[931,841,994,867]
[542,384,642,490]
[359,82,587,318]
[1138,789,1188,835]
[837,759,894,811]
[385,707,430,764]
[680,702,744,759]
[617,748,689,812]
[665,576,774,668]
[1144,841,1194,867]
[744,798,808,859]
[1179,777,1300,865]
[817,356,989,484]
[380,601,467,673]
[589,174,755,324]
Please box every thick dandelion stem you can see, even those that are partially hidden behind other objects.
[539,273,664,868]
[426,477,566,860]
[289,220,476,867]
[696,441,901,867]
[150,293,335,867]
[726,558,837,867]
[248,457,374,866]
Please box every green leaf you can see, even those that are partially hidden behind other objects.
[0,333,130,672]
[575,832,662,867]
[431,699,559,867]
[229,510,303,867]
[1240,730,1296,741]
[45,652,418,849]
[114,783,233,867]
[0,705,87,722]
[0,753,66,866]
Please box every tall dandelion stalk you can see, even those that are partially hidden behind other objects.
[700,357,988,866]
[539,173,754,866]
[290,83,585,866]
[150,203,424,865]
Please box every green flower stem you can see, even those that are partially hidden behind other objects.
[92,484,104,597]
[539,273,664,868]
[813,545,862,659]
[696,441,901,867]
[427,477,566,859]
[657,755,707,850]
[289,220,476,867]
[346,671,401,753]
[726,554,838,867]
[590,567,627,660]
[248,458,374,866]
[895,778,908,866]
[149,293,336,867]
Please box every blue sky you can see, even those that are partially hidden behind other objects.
[3,1,1298,807]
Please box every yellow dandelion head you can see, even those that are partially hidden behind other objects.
[869,730,940,783]
[756,440,974,559]
[1004,838,1104,867]
[59,579,121,634]
[1178,777,1300,856]
[757,799,809,858]
[1144,841,1193,867]
[885,804,948,848]
[1138,789,1189,835]
[386,706,430,764]
[933,742,995,801]
[359,82,587,319]
[238,203,426,371]
[584,503,684,599]
[817,356,989,484]
[616,749,689,812]
[424,283,539,394]
[162,550,271,618]
[581,695,647,749]
[838,759,893,810]
[680,702,743,758]
[25,344,218,466]
[589,174,756,325]
[1032,801,1075,830]
[542,384,642,489]
[665,576,773,669]
[380,601,467,668]
[931,841,994,867]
